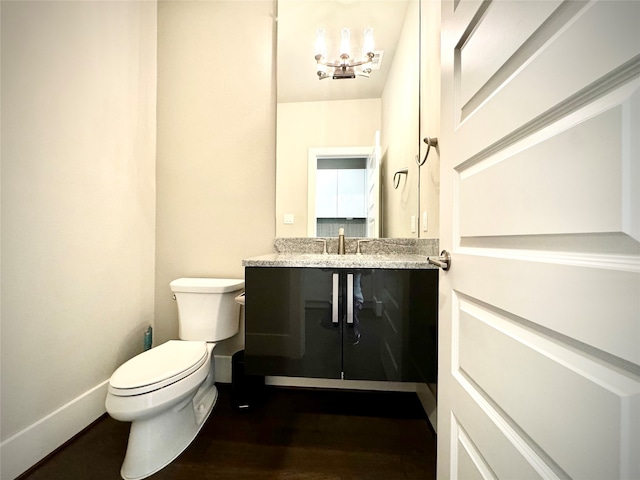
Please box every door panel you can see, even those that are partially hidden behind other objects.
[454,423,497,480]
[453,254,640,365]
[451,399,554,479]
[459,86,638,238]
[456,298,639,480]
[451,0,640,161]
[439,0,640,478]
[459,0,562,109]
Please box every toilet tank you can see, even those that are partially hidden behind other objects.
[170,278,245,341]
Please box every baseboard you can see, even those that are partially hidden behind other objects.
[0,381,109,480]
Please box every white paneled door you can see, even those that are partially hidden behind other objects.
[438,1,640,479]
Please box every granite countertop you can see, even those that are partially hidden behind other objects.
[242,252,437,269]
[243,237,440,270]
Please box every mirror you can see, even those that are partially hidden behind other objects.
[276,0,420,238]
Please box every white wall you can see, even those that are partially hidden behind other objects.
[276,98,381,238]
[155,0,276,348]
[0,2,157,478]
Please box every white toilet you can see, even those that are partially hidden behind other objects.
[105,277,245,480]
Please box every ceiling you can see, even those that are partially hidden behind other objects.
[277,0,410,104]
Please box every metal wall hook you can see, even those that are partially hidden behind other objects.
[417,136,438,167]
[393,168,408,189]
[423,136,438,147]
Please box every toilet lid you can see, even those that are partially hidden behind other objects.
[109,340,208,392]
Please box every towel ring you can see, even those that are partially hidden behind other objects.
[393,168,408,189]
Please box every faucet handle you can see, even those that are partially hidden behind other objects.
[315,238,328,255]
[356,239,371,255]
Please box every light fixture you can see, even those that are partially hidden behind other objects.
[315,27,375,80]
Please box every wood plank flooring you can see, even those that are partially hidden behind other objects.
[20,385,436,479]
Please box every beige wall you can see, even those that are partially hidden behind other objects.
[155,0,276,345]
[419,0,441,239]
[381,0,420,238]
[1,1,157,477]
[276,98,381,237]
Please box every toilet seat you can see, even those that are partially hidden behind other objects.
[109,340,208,397]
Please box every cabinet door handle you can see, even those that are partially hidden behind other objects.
[346,273,354,325]
[332,273,339,324]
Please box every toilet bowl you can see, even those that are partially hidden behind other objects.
[105,278,244,480]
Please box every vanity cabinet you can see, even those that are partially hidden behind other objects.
[244,267,437,383]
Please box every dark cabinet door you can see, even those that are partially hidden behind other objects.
[245,267,438,383]
[342,269,437,382]
[244,267,341,378]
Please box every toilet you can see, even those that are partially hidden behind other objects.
[105,277,244,480]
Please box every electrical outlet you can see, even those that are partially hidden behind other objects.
[284,214,294,224]
[422,211,428,231]
[411,215,416,233]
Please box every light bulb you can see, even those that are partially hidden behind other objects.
[363,27,374,56]
[340,28,351,58]
[315,29,326,58]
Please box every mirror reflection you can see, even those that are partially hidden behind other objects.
[276,0,420,239]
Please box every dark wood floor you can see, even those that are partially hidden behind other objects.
[20,385,436,480]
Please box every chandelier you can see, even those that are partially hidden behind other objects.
[314,27,375,80]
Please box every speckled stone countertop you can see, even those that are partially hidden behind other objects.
[243,238,439,270]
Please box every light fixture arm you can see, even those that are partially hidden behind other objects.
[315,51,375,69]
[315,52,375,80]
